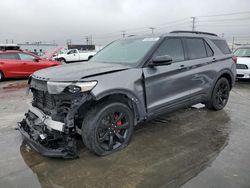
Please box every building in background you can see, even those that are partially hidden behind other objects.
[18,41,58,56]
[67,44,95,51]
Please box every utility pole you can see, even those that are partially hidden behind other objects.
[191,17,196,31]
[85,36,89,45]
[66,39,71,46]
[232,36,235,51]
[89,35,92,45]
[149,27,155,34]
[85,36,93,45]
[121,30,126,38]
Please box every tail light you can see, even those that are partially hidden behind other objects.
[232,56,237,64]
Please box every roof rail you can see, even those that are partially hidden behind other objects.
[170,30,218,37]
[0,44,20,50]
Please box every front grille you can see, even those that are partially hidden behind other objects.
[237,74,244,78]
[32,89,55,113]
[236,64,248,70]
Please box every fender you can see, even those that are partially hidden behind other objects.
[208,68,235,97]
[92,89,147,123]
[215,68,235,88]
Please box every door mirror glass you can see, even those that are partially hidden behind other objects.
[151,55,173,66]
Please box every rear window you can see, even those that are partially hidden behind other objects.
[19,53,36,60]
[185,38,207,59]
[234,48,250,57]
[212,39,231,54]
[0,53,20,60]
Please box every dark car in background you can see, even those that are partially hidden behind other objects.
[0,50,61,81]
[18,31,236,159]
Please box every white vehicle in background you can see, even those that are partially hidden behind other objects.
[55,49,97,63]
[234,47,250,79]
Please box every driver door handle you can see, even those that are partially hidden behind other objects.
[0,62,4,65]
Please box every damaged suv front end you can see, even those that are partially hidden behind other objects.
[18,75,97,158]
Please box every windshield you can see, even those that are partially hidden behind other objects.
[234,48,250,57]
[90,37,159,65]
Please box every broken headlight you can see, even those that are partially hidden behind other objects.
[47,81,97,94]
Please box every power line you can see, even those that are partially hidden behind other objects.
[197,11,250,18]
[89,11,250,43]
[198,17,250,22]
[92,18,189,38]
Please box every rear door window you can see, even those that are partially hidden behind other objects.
[153,38,185,62]
[19,53,36,61]
[212,39,231,54]
[0,53,20,60]
[185,38,207,59]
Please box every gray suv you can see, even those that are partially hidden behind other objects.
[18,31,236,158]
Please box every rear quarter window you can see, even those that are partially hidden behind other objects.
[212,39,231,54]
[0,53,20,60]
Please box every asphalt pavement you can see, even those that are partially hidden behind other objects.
[0,79,249,188]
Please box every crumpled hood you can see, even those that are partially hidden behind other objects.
[32,61,130,82]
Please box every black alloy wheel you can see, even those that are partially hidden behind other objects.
[206,77,230,110]
[82,101,134,156]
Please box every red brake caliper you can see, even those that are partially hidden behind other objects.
[115,113,122,126]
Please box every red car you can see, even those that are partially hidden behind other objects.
[0,50,61,81]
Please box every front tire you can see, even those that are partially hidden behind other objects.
[82,101,134,156]
[58,58,66,64]
[206,77,230,110]
[0,71,4,81]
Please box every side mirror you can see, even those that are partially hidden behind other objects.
[150,55,173,66]
[33,58,40,62]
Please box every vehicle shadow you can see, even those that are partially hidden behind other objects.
[236,79,250,84]
[0,78,28,91]
[19,107,231,188]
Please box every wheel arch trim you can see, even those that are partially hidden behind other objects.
[216,69,235,89]
[91,89,147,123]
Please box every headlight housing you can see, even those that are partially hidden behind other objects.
[47,81,97,94]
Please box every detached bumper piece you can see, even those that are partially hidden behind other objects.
[17,111,78,159]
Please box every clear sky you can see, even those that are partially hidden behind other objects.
[0,0,250,45]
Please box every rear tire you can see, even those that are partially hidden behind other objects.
[81,101,134,156]
[205,77,230,110]
[0,71,4,81]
